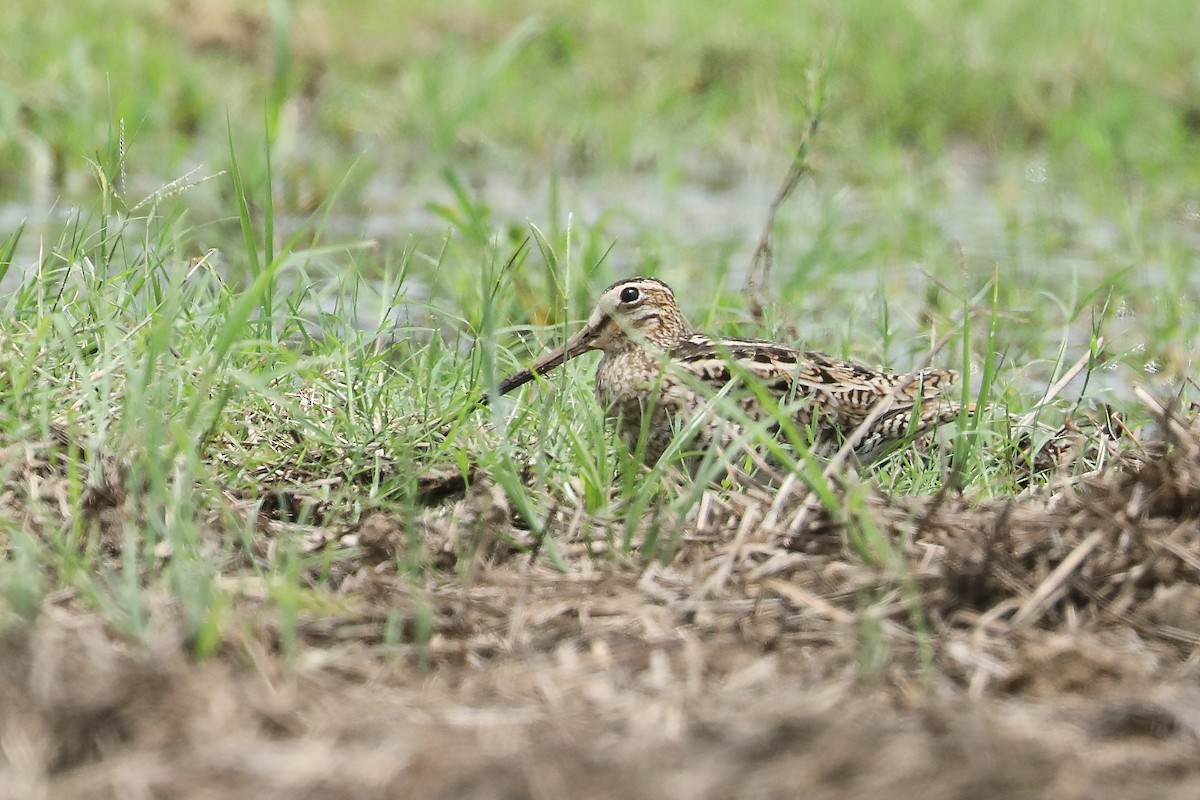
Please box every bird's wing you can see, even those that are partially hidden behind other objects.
[670,334,957,410]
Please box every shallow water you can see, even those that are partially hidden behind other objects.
[1,150,1195,409]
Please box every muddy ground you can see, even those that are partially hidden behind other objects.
[3,412,1200,798]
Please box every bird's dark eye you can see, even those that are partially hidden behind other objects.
[619,286,640,304]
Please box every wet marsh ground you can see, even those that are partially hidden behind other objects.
[3,0,1200,797]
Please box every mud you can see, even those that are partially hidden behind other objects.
[3,403,1200,797]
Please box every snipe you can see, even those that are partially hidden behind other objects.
[484,277,967,463]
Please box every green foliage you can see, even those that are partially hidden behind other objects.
[0,1,1194,674]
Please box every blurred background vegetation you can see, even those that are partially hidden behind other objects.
[3,1,1199,195]
[0,0,1197,374]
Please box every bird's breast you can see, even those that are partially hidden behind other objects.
[594,349,661,406]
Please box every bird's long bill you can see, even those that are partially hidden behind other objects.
[484,317,607,403]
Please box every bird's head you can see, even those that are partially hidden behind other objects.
[488,276,688,398]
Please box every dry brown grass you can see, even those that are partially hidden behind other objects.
[3,399,1200,797]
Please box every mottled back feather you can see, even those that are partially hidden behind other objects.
[669,333,956,414]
